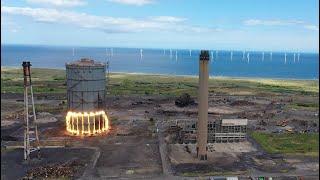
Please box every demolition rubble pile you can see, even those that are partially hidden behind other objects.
[23,161,82,179]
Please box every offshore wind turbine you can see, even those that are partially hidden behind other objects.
[247,52,250,63]
[230,51,233,61]
[175,50,178,62]
[284,53,287,64]
[105,48,110,77]
[215,50,218,60]
[293,53,296,63]
[297,53,300,62]
[189,49,192,57]
[140,49,143,59]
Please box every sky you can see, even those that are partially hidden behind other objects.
[1,0,319,52]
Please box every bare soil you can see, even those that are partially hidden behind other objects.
[1,90,319,179]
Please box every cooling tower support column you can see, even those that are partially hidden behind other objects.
[197,50,209,160]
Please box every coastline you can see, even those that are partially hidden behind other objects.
[1,66,319,81]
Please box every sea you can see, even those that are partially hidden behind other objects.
[1,44,319,80]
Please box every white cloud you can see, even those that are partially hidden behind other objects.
[149,16,186,23]
[1,16,21,33]
[1,6,157,32]
[1,6,217,34]
[243,19,304,26]
[244,19,318,31]
[107,0,154,6]
[187,26,222,33]
[304,25,319,31]
[26,0,86,7]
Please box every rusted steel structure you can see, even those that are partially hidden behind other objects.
[172,119,248,144]
[22,61,40,161]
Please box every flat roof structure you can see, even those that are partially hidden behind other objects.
[221,119,248,126]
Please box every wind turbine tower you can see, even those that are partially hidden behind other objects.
[284,53,287,64]
[215,50,218,60]
[242,51,245,60]
[175,50,178,61]
[230,51,233,61]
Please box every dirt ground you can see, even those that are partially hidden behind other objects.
[1,148,94,180]
[167,142,317,177]
[1,89,319,179]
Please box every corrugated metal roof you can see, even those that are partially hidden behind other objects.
[221,119,248,126]
[66,58,105,67]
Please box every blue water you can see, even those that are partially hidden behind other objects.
[1,44,319,80]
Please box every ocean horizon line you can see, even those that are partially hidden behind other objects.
[1,43,319,55]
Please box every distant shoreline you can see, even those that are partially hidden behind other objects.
[1,66,319,81]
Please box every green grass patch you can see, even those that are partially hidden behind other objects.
[286,102,319,110]
[108,76,197,96]
[247,79,319,93]
[181,170,247,177]
[250,132,319,156]
[1,81,65,94]
[294,103,319,108]
[53,76,65,81]
[109,116,118,124]
[35,104,66,113]
[1,68,319,96]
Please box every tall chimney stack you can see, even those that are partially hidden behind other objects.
[197,50,209,160]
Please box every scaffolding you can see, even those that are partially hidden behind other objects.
[23,61,40,161]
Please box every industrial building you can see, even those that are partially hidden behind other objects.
[65,58,109,136]
[173,119,248,144]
